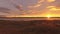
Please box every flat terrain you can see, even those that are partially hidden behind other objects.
[0,20,60,34]
[0,17,60,21]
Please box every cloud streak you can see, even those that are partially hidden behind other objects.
[0,0,60,17]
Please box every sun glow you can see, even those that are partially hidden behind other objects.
[5,6,60,18]
[6,14,54,17]
[46,14,51,19]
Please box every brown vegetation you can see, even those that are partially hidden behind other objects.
[0,20,60,34]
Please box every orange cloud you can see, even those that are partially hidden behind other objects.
[28,0,44,9]
[46,0,56,2]
[47,6,60,11]
[38,0,44,3]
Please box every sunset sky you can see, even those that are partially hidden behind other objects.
[0,0,60,17]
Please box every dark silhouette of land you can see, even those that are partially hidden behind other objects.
[0,20,60,34]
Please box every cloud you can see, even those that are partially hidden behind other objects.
[47,6,60,11]
[28,0,44,8]
[0,7,11,13]
[46,0,56,2]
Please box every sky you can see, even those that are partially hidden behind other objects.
[0,0,60,17]
[0,0,37,10]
